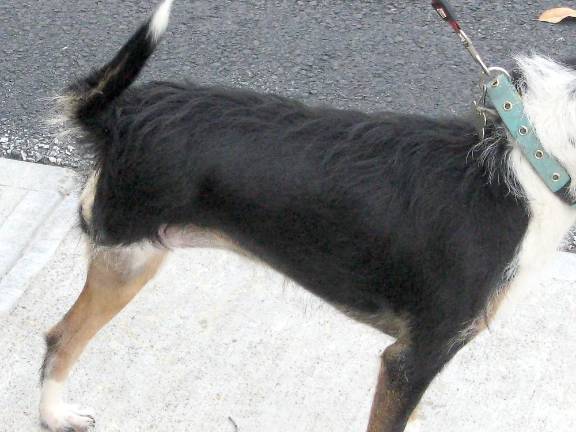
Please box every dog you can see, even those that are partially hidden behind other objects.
[39,1,576,431]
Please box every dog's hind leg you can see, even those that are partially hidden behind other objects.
[366,326,470,432]
[39,243,167,432]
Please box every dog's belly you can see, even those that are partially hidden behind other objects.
[159,224,409,337]
[160,225,239,251]
[332,304,409,339]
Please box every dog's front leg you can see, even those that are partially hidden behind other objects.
[367,329,469,432]
[39,244,167,432]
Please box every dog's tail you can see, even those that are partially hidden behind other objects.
[61,0,173,127]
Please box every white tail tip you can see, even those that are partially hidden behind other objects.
[149,0,174,42]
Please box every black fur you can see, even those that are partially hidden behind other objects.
[40,332,60,384]
[62,6,531,430]
[79,78,528,326]
[66,18,158,132]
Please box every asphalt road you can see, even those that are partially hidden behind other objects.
[1,1,575,169]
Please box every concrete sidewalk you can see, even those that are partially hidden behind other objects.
[1,158,575,432]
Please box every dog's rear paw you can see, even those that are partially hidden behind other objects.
[405,417,423,432]
[40,404,96,432]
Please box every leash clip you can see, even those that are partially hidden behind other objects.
[432,1,512,139]
[473,67,512,139]
[432,0,490,75]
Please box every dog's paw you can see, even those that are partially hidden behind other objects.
[40,404,96,432]
[405,417,423,432]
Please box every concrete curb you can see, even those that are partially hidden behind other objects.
[0,158,78,315]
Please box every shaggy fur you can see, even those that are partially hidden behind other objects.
[39,1,576,431]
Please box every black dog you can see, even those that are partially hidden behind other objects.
[40,1,576,431]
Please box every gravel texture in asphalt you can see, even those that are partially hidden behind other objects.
[1,0,575,169]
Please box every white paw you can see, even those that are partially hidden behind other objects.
[405,417,424,432]
[40,404,96,432]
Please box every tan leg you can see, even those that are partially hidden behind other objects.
[367,342,410,432]
[367,324,473,432]
[39,243,167,432]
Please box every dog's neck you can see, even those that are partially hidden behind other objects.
[515,55,576,201]
[495,55,576,287]
[485,56,576,327]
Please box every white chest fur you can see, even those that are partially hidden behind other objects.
[491,55,576,325]
[493,148,576,327]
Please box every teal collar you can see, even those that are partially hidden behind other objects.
[486,73,576,206]
[430,1,575,205]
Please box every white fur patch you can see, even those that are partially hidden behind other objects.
[80,171,98,224]
[149,0,174,43]
[40,380,95,431]
[159,225,258,261]
[491,56,576,325]
[40,379,64,414]
[89,241,164,280]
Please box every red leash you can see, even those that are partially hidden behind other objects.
[431,0,462,32]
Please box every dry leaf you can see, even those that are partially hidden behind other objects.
[539,7,576,24]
